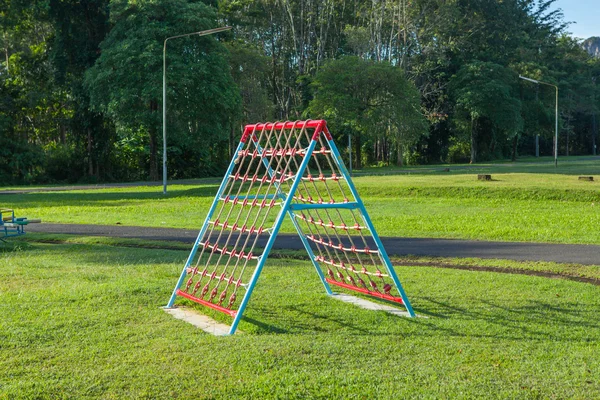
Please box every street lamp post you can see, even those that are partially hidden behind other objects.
[163,26,232,195]
[519,75,559,167]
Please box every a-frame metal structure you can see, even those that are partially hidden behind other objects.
[167,120,414,335]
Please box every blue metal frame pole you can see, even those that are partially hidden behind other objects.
[327,135,415,317]
[251,136,333,295]
[228,139,319,334]
[286,212,333,295]
[166,140,246,308]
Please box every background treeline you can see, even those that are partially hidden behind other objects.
[1,0,599,184]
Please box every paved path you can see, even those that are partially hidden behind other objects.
[27,223,600,266]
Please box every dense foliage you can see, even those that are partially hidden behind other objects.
[1,0,598,183]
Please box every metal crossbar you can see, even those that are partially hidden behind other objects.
[166,120,415,335]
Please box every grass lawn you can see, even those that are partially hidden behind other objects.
[2,157,599,244]
[357,155,600,176]
[1,240,599,398]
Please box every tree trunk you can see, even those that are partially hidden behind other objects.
[149,100,159,181]
[4,46,9,73]
[565,110,571,157]
[149,127,158,181]
[87,128,94,176]
[229,124,237,159]
[355,133,362,170]
[397,143,403,166]
[511,135,518,161]
[470,117,477,164]
[489,136,496,155]
[593,112,597,156]
[60,124,67,145]
[400,0,408,70]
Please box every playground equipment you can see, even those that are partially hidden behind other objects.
[166,120,414,334]
[1,208,41,241]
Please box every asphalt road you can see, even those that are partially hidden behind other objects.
[27,223,600,266]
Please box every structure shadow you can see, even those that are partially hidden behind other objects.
[10,241,184,266]
[412,296,600,342]
[243,303,373,335]
[240,316,289,334]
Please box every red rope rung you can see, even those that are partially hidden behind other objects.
[306,235,378,254]
[315,256,388,277]
[237,148,309,158]
[295,213,367,231]
[176,289,237,317]
[202,242,259,260]
[301,173,340,182]
[325,279,404,304]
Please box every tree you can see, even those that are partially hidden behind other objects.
[225,41,273,155]
[307,56,427,167]
[85,0,240,180]
[5,0,600,180]
[47,0,112,180]
[450,62,523,163]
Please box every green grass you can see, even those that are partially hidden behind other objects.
[357,156,600,176]
[15,233,600,283]
[1,240,599,398]
[2,157,599,244]
[4,178,600,244]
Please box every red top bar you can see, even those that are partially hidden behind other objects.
[241,120,329,143]
[246,120,324,131]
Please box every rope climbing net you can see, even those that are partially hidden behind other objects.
[167,120,414,334]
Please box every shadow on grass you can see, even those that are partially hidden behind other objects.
[283,304,372,334]
[0,240,34,253]
[9,241,600,342]
[241,316,289,334]
[2,185,220,208]
[411,296,600,341]
[8,240,185,266]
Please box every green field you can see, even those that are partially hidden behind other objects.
[1,240,599,398]
[2,159,599,398]
[2,157,599,244]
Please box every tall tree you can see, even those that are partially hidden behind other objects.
[308,56,427,168]
[85,0,240,180]
[47,0,111,180]
[450,61,523,163]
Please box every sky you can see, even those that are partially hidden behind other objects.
[550,0,599,39]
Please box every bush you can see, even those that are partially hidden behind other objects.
[44,143,85,183]
[447,138,470,163]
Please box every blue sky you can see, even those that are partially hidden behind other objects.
[550,0,599,39]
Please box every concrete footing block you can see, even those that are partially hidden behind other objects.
[329,293,424,318]
[163,307,239,336]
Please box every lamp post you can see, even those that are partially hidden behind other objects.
[163,26,232,195]
[519,75,559,167]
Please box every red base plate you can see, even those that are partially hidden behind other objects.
[325,278,404,304]
[176,290,237,317]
